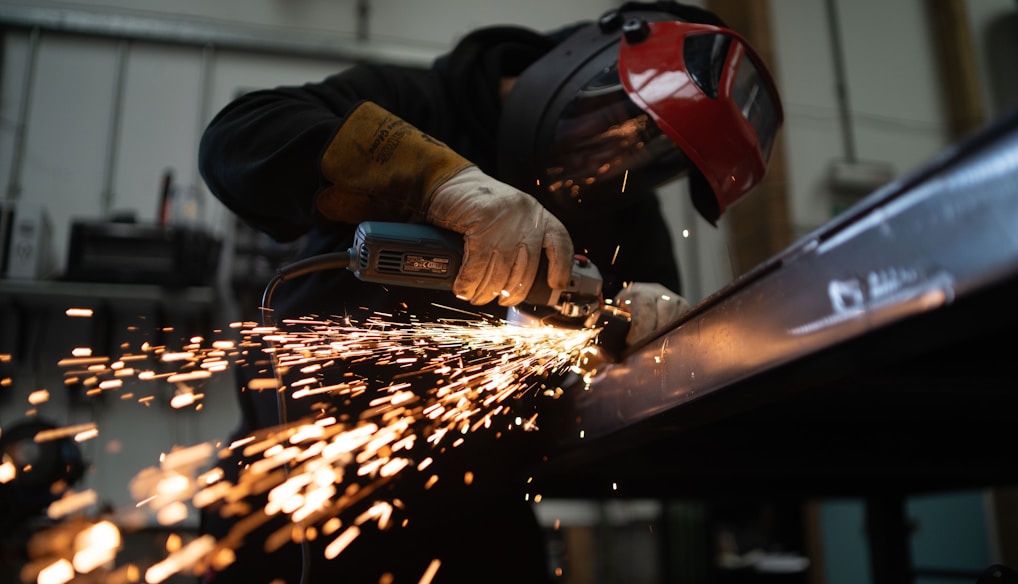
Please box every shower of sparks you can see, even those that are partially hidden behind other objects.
[28,389,50,405]
[12,308,603,583]
[420,558,442,584]
[1,353,11,388]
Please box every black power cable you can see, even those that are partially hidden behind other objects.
[259,251,351,584]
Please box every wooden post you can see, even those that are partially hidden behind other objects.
[706,0,794,276]
[925,0,985,140]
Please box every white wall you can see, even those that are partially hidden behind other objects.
[13,0,622,48]
[769,0,1016,241]
[768,0,953,237]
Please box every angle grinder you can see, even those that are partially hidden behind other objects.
[267,221,631,358]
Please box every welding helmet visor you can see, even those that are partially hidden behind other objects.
[540,63,690,207]
[497,12,783,223]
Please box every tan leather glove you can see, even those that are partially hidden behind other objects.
[315,101,573,307]
[427,166,574,306]
[316,101,472,223]
[614,282,692,346]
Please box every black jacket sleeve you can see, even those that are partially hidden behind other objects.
[198,64,451,242]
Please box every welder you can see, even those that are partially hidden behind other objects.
[198,1,783,582]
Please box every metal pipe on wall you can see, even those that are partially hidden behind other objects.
[5,26,40,203]
[0,4,436,67]
[825,0,857,164]
[194,43,214,189]
[0,27,40,274]
[100,39,129,217]
[356,0,371,42]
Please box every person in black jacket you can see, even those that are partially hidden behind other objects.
[198,2,782,582]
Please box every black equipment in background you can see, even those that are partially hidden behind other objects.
[65,220,220,288]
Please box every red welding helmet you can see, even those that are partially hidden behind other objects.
[497,6,783,224]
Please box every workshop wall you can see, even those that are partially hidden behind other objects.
[11,0,624,50]
[772,0,1017,238]
[772,0,946,236]
[0,0,623,274]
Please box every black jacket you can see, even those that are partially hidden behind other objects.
[199,25,682,316]
[198,16,686,584]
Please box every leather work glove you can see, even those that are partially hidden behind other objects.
[614,282,692,347]
[427,166,574,306]
[315,101,573,307]
[316,101,474,225]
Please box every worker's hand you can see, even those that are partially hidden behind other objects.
[614,282,692,347]
[426,166,574,306]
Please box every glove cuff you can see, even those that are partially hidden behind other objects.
[316,101,472,223]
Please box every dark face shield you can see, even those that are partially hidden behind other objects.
[730,48,781,162]
[541,66,691,209]
[497,13,783,222]
[619,21,784,221]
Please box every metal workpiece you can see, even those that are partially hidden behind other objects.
[540,107,1018,495]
